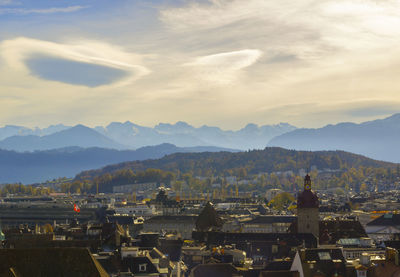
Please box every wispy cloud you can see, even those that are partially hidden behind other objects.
[160,0,313,32]
[0,5,87,15]
[1,0,400,128]
[184,49,262,85]
[160,0,400,59]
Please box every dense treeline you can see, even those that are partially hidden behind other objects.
[56,169,175,194]
[64,165,399,194]
[2,164,398,195]
[0,183,54,196]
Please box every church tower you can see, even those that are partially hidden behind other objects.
[297,174,319,239]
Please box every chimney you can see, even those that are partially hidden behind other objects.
[300,249,306,260]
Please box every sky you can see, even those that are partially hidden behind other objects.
[1,0,400,129]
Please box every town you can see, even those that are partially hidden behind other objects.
[1,171,400,277]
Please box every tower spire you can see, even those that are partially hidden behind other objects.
[297,174,319,239]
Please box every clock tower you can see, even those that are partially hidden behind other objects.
[297,174,319,239]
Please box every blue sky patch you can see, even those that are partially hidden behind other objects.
[26,56,129,87]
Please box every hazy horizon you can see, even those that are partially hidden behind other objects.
[0,112,397,131]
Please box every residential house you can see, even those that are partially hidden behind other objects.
[142,215,197,239]
[290,248,346,277]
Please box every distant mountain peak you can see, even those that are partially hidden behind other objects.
[383,113,400,121]
[72,124,89,129]
[243,123,258,129]
[276,122,295,128]
[48,123,67,128]
[268,113,400,163]
[63,124,99,135]
[174,121,192,127]
[0,120,299,151]
[107,121,133,127]
[0,124,124,152]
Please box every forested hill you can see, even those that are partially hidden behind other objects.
[75,147,395,180]
[0,143,237,184]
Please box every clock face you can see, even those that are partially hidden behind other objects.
[305,184,311,190]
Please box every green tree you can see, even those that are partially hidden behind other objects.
[269,192,295,210]
[360,183,367,192]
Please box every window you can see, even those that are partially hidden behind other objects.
[193,255,202,262]
[139,264,147,272]
[318,252,332,260]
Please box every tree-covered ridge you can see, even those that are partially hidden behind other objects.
[76,147,394,180]
[55,147,397,194]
